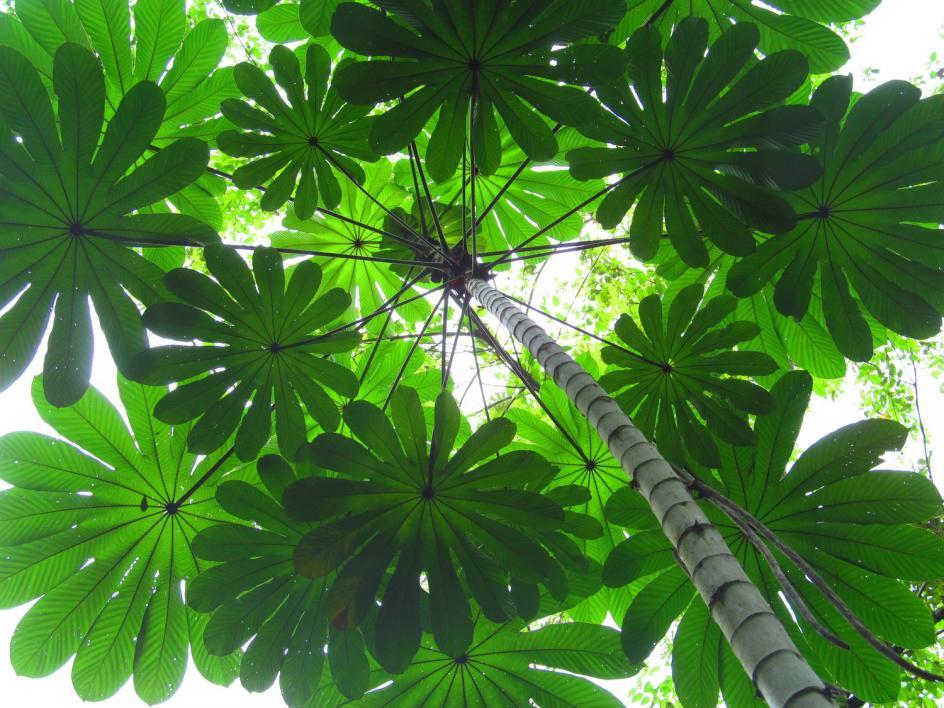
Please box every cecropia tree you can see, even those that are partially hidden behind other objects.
[0,0,942,707]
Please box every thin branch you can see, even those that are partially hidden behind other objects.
[181,152,438,254]
[480,236,633,259]
[284,272,438,350]
[469,88,478,263]
[464,124,565,240]
[553,248,603,342]
[644,0,676,26]
[499,291,659,367]
[383,288,449,410]
[315,205,417,244]
[176,447,236,507]
[361,329,481,343]
[215,1,261,67]
[406,142,433,242]
[487,161,660,268]
[461,144,469,258]
[410,141,451,256]
[443,294,471,390]
[911,354,933,478]
[466,302,492,421]
[315,144,450,260]
[358,268,418,385]
[86,225,444,270]
[441,290,450,388]
[228,243,443,269]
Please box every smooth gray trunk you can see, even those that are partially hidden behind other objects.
[466,277,833,708]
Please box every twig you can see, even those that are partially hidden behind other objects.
[911,354,933,479]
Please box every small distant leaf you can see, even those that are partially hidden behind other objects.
[0,376,249,703]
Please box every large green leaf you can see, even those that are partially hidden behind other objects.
[657,246,848,380]
[617,0,877,73]
[189,455,371,704]
[599,283,778,468]
[8,0,239,146]
[357,613,636,706]
[0,43,216,406]
[606,370,944,704]
[568,18,823,267]
[219,43,377,219]
[728,76,944,361]
[332,0,626,179]
[285,387,595,671]
[130,244,361,461]
[0,376,246,702]
[256,4,308,43]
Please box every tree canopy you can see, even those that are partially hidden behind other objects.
[0,0,942,706]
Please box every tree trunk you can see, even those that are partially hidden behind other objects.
[466,277,833,708]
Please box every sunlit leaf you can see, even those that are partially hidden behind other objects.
[0,43,216,406]
[0,376,247,702]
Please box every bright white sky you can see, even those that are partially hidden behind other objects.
[0,2,943,706]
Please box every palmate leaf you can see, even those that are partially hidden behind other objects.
[6,0,239,230]
[332,0,626,180]
[0,43,217,407]
[272,160,433,329]
[283,387,598,672]
[507,354,632,624]
[219,43,377,219]
[405,126,606,253]
[606,371,944,705]
[354,613,636,706]
[727,76,944,361]
[9,0,238,143]
[568,18,823,268]
[0,376,248,703]
[256,3,311,44]
[189,454,371,705]
[657,246,848,380]
[599,283,777,468]
[130,245,361,462]
[617,0,879,73]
